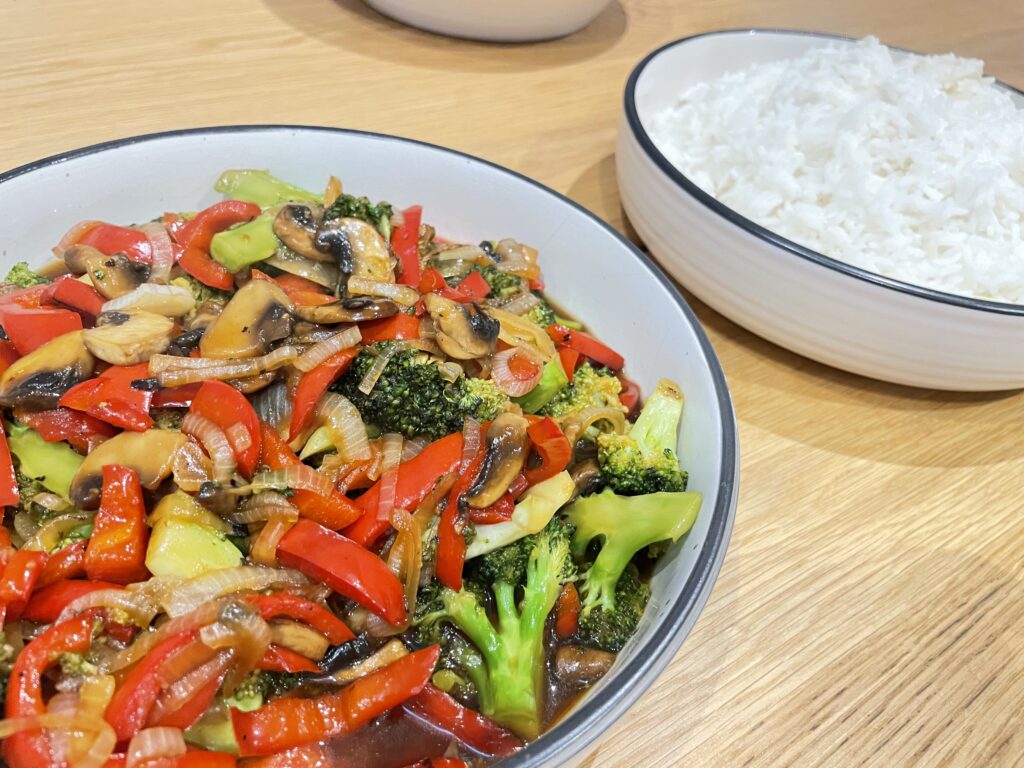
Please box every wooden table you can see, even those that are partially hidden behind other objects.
[4,1,1024,765]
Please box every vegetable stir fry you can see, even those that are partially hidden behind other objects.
[0,170,701,767]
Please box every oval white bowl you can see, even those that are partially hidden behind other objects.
[617,29,1024,391]
[363,0,612,42]
[0,126,737,767]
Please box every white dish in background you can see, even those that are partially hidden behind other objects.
[617,29,1024,391]
[364,0,612,42]
[0,125,737,768]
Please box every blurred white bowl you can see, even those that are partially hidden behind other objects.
[364,0,613,42]
[617,29,1024,391]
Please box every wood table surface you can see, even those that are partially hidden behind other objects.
[4,1,1024,765]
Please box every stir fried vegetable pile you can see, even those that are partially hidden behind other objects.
[0,170,702,768]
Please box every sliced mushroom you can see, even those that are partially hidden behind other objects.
[569,458,602,499]
[229,371,278,394]
[553,646,615,687]
[199,279,294,359]
[265,251,340,289]
[0,331,94,409]
[423,294,499,360]
[83,310,175,365]
[465,412,529,509]
[64,245,150,299]
[69,429,187,509]
[187,299,225,332]
[272,205,332,262]
[328,218,394,281]
[292,296,399,325]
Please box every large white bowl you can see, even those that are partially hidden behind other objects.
[363,0,612,42]
[0,126,738,767]
[617,29,1024,391]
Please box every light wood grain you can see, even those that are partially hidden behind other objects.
[3,1,1024,765]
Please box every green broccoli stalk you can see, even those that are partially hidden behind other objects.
[323,194,394,239]
[565,488,701,620]
[414,519,576,739]
[214,169,320,208]
[5,262,51,288]
[575,565,650,652]
[333,342,508,439]
[539,362,624,419]
[596,378,687,495]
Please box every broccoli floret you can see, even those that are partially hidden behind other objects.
[333,342,508,439]
[60,652,99,677]
[565,487,701,622]
[524,299,556,329]
[462,264,523,299]
[15,468,54,520]
[539,362,624,419]
[324,194,394,239]
[414,518,576,739]
[227,670,300,711]
[152,408,184,431]
[5,262,50,288]
[596,379,686,495]
[171,275,231,309]
[0,642,12,701]
[575,565,650,652]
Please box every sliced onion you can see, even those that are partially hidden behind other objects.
[294,326,361,372]
[324,176,342,208]
[269,620,329,660]
[376,433,404,521]
[367,508,421,637]
[498,291,541,316]
[266,251,340,289]
[364,446,385,483]
[226,423,253,454]
[126,727,186,768]
[163,567,309,618]
[461,417,482,472]
[488,307,556,356]
[52,220,101,257]
[150,345,300,386]
[47,691,78,765]
[215,606,272,696]
[0,713,108,739]
[251,509,299,567]
[250,465,334,498]
[71,675,117,768]
[432,245,487,263]
[330,638,409,684]
[494,259,541,280]
[102,284,195,317]
[197,621,236,650]
[559,405,628,445]
[22,511,91,552]
[495,238,539,264]
[401,436,428,462]
[358,342,404,395]
[147,649,232,729]
[172,438,212,493]
[437,361,462,383]
[347,276,420,307]
[12,511,39,543]
[182,412,236,483]
[32,492,72,513]
[317,393,371,462]
[490,347,545,397]
[58,588,158,628]
[230,491,299,525]
[102,600,228,673]
[251,381,292,430]
[140,222,173,284]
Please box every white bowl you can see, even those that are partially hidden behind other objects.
[363,0,612,42]
[0,126,738,767]
[617,29,1024,391]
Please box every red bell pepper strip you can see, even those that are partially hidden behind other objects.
[617,373,641,415]
[277,519,406,626]
[232,645,440,756]
[15,406,118,453]
[21,579,123,624]
[78,223,152,263]
[3,611,98,767]
[546,324,625,371]
[0,340,19,376]
[243,744,330,768]
[176,752,238,768]
[190,380,262,478]
[345,432,464,547]
[252,270,334,306]
[0,426,19,507]
[554,583,581,640]
[288,348,358,442]
[430,760,469,768]
[417,268,475,303]
[0,549,47,624]
[456,270,490,301]
[0,528,13,569]
[258,644,321,674]
[0,283,51,310]
[259,423,362,530]
[47,276,107,319]
[393,205,422,287]
[151,382,202,408]
[358,313,421,343]
[557,346,580,384]
[179,246,235,290]
[245,592,354,645]
[466,493,515,525]
[177,200,261,252]
[436,449,486,591]
[0,306,83,356]
[84,465,149,584]
[524,417,572,486]
[151,674,227,730]
[60,362,155,431]
[35,540,87,587]
[403,683,523,758]
[104,630,195,741]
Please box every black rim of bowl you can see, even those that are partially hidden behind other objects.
[0,124,739,767]
[623,28,1024,318]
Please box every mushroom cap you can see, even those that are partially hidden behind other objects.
[199,279,294,359]
[69,429,188,510]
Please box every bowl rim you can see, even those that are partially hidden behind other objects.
[623,27,1024,318]
[0,124,739,767]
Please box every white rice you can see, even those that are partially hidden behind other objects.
[648,37,1024,304]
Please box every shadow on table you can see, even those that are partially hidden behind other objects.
[261,0,627,73]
